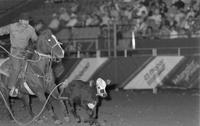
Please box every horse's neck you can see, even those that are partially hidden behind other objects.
[29,54,50,75]
[37,35,50,55]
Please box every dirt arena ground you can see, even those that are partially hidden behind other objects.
[0,89,199,126]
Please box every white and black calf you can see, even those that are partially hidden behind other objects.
[59,78,110,126]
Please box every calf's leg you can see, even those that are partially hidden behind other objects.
[68,100,81,123]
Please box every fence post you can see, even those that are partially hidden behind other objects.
[124,49,127,57]
[77,50,80,58]
[108,24,111,57]
[96,50,101,57]
[95,39,99,57]
[178,48,181,56]
[152,48,157,56]
[113,23,117,57]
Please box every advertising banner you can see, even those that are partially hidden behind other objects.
[64,58,108,84]
[163,56,200,89]
[124,56,184,89]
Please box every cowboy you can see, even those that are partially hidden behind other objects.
[0,13,38,97]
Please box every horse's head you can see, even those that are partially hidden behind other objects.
[37,29,64,59]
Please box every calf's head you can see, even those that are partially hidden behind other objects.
[90,78,111,98]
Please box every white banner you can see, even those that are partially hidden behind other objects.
[124,56,184,89]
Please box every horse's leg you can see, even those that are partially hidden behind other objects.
[46,97,63,125]
[19,94,34,118]
[35,92,48,122]
[47,83,69,123]
[36,92,62,124]
[62,100,70,122]
[0,87,13,120]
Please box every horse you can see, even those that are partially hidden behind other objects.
[0,29,66,124]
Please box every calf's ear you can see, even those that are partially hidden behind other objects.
[106,79,111,85]
[89,80,94,87]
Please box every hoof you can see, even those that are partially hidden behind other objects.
[54,120,62,125]
[10,119,15,123]
[64,116,70,122]
[95,122,101,126]
[9,115,14,120]
[75,117,81,123]
[42,115,48,120]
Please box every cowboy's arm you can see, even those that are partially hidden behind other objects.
[30,27,38,42]
[0,25,10,36]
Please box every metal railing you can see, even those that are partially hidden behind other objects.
[0,24,200,58]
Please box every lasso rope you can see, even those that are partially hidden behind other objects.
[0,82,64,126]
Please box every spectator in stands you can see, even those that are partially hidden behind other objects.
[166,4,177,19]
[135,18,148,38]
[99,0,109,15]
[147,0,160,16]
[169,25,179,39]
[48,13,60,33]
[110,5,120,22]
[173,0,185,10]
[192,28,200,38]
[143,26,155,39]
[85,14,94,26]
[90,14,102,26]
[178,28,188,38]
[70,2,79,13]
[180,15,194,35]
[191,0,200,12]
[174,9,185,27]
[100,13,111,26]
[159,24,171,39]
[159,0,168,17]
[135,1,148,18]
[143,0,153,7]
[34,19,45,35]
[53,0,67,4]
[148,8,162,28]
[66,13,78,27]
[146,18,159,37]
[186,7,196,18]
[44,0,54,4]
[59,7,70,25]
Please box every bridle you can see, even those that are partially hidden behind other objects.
[48,34,64,60]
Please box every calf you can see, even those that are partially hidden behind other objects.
[59,78,110,126]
